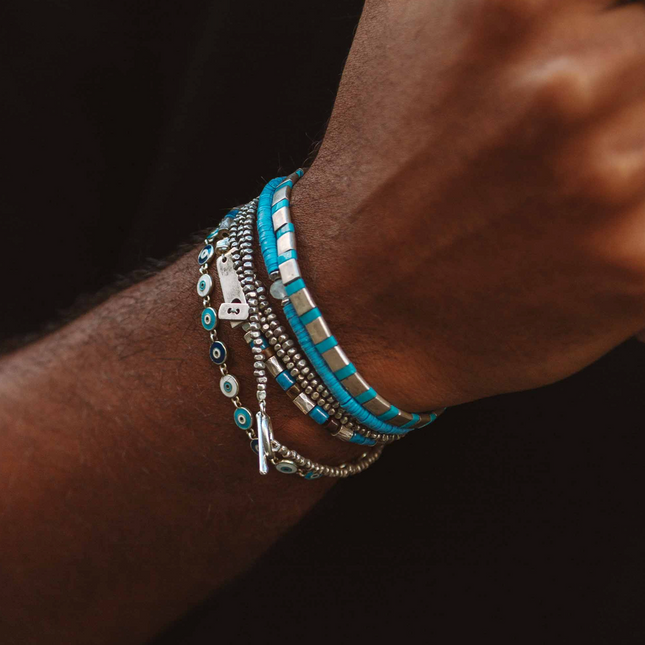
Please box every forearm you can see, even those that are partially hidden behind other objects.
[0,246,362,644]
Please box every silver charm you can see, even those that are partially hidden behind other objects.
[218,302,250,321]
[255,410,274,475]
[216,250,248,328]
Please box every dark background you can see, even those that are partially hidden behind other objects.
[2,1,644,643]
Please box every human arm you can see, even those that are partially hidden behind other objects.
[4,0,645,643]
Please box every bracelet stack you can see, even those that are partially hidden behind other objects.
[196,170,444,479]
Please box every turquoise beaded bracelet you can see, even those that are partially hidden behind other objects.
[257,171,445,435]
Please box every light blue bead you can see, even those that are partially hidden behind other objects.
[418,413,437,428]
[402,413,420,429]
[234,407,253,430]
[314,336,338,354]
[276,371,296,390]
[201,307,218,331]
[378,406,400,421]
[276,223,295,238]
[278,250,298,264]
[356,388,377,404]
[349,433,377,446]
[225,209,239,219]
[335,364,357,381]
[308,406,329,425]
[285,278,305,296]
[304,470,323,480]
[271,198,289,214]
[299,307,321,326]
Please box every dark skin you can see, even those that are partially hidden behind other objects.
[3,0,645,642]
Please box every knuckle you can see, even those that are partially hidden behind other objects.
[526,60,596,124]
[574,147,643,208]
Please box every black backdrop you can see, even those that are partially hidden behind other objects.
[2,2,645,643]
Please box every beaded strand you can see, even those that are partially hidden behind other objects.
[228,202,399,446]
[257,172,445,434]
[198,204,384,478]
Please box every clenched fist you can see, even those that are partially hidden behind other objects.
[291,0,645,411]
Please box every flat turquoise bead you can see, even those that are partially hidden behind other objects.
[335,363,357,381]
[300,307,321,326]
[308,406,329,425]
[284,278,305,297]
[201,307,218,331]
[304,471,323,480]
[271,199,289,214]
[314,336,338,354]
[277,249,297,264]
[378,406,401,422]
[276,371,295,391]
[276,222,295,238]
[234,407,253,430]
[356,387,377,404]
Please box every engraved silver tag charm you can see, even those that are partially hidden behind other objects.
[255,411,274,475]
[218,302,250,321]
[216,250,248,328]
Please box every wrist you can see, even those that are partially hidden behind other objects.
[290,170,462,413]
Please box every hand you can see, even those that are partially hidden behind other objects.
[292,0,645,410]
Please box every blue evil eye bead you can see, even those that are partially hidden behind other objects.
[201,308,218,331]
[250,439,259,455]
[275,460,298,474]
[196,274,213,297]
[220,374,239,398]
[304,470,323,480]
[234,407,253,430]
[198,244,214,265]
[209,340,227,364]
